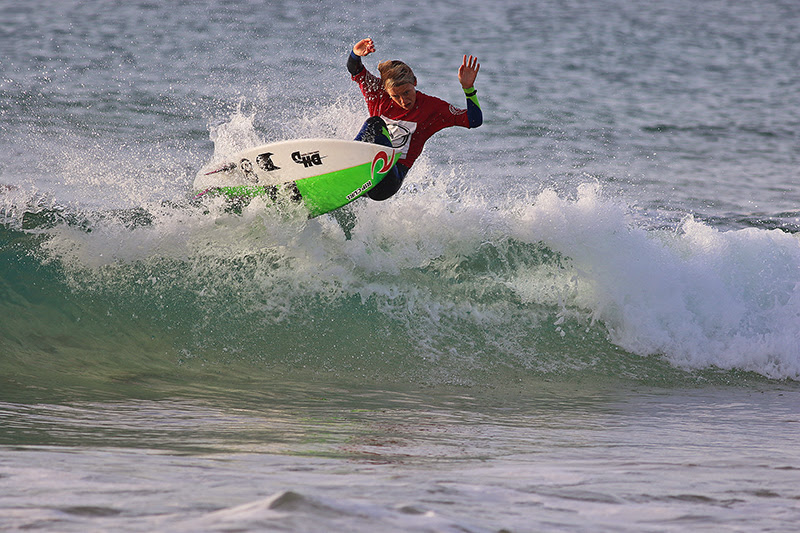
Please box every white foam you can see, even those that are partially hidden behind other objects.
[510,183,800,379]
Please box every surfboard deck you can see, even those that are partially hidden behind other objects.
[194,139,399,218]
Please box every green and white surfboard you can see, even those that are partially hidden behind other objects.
[194,139,400,218]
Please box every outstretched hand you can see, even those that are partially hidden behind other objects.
[458,55,480,89]
[353,38,376,57]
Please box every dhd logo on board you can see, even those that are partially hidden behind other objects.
[292,151,323,168]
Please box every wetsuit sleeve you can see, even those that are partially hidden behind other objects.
[348,51,384,114]
[347,50,364,76]
[463,87,483,128]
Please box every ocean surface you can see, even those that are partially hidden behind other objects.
[2,0,799,531]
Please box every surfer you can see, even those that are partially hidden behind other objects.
[348,38,482,200]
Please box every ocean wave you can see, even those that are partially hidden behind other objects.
[2,175,799,384]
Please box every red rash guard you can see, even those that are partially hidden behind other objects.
[351,67,473,169]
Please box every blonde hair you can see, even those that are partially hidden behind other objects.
[377,60,416,89]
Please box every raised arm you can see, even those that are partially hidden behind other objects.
[348,38,376,76]
[458,55,482,128]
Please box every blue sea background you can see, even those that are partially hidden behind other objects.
[1,0,799,531]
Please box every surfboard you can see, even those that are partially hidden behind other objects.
[193,139,400,218]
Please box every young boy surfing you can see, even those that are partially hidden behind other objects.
[348,38,483,200]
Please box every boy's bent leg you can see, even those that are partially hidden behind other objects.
[355,116,392,147]
[366,163,409,201]
[355,116,408,201]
